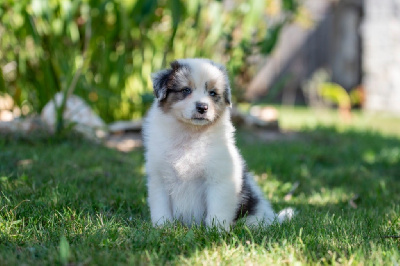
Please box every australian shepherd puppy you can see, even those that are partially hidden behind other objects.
[143,58,293,230]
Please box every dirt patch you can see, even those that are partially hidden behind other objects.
[105,132,143,152]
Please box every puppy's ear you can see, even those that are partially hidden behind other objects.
[207,60,232,106]
[223,84,232,107]
[170,60,181,70]
[151,69,172,101]
[215,63,232,106]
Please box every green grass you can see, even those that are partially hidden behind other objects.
[1,108,400,265]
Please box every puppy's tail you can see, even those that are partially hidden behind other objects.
[277,208,295,223]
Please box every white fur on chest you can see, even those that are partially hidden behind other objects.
[161,130,209,224]
[144,104,241,225]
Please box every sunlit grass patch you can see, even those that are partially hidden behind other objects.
[1,107,400,264]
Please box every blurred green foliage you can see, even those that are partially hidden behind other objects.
[0,0,298,122]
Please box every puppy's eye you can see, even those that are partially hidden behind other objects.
[181,87,192,95]
[209,90,217,97]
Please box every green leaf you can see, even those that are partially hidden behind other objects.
[67,21,80,43]
[259,23,284,55]
[0,68,6,92]
[59,235,70,265]
[282,0,298,12]
[169,0,185,28]
[131,0,158,26]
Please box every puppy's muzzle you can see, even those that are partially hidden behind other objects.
[196,102,208,114]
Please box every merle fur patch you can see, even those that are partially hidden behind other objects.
[206,60,231,105]
[152,69,173,100]
[234,170,259,221]
[214,67,231,105]
[151,61,192,111]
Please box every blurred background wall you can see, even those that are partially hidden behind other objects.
[247,0,400,114]
[363,0,400,113]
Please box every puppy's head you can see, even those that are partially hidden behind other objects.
[152,58,231,126]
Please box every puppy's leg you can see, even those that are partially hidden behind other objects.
[205,180,238,230]
[147,176,172,226]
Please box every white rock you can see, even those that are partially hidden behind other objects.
[0,117,45,134]
[0,110,14,122]
[41,92,107,138]
[108,120,142,133]
[247,106,279,129]
[0,93,14,110]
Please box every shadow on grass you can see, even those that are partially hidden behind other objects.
[0,127,399,264]
[239,126,400,205]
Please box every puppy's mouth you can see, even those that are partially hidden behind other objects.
[190,116,212,125]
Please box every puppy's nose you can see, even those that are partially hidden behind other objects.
[196,102,208,114]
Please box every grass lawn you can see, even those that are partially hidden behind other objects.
[1,107,399,265]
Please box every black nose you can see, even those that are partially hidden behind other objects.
[196,102,208,114]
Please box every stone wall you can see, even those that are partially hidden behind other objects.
[245,0,363,104]
[246,0,400,113]
[362,0,400,112]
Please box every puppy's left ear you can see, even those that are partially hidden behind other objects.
[214,63,232,106]
[208,60,232,106]
[151,69,172,101]
[223,84,232,107]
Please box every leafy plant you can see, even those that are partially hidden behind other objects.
[0,0,300,130]
[319,82,351,110]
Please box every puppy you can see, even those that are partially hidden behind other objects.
[143,58,293,230]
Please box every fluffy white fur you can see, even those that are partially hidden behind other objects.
[143,58,293,230]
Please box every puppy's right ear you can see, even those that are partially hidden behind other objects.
[151,69,172,101]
